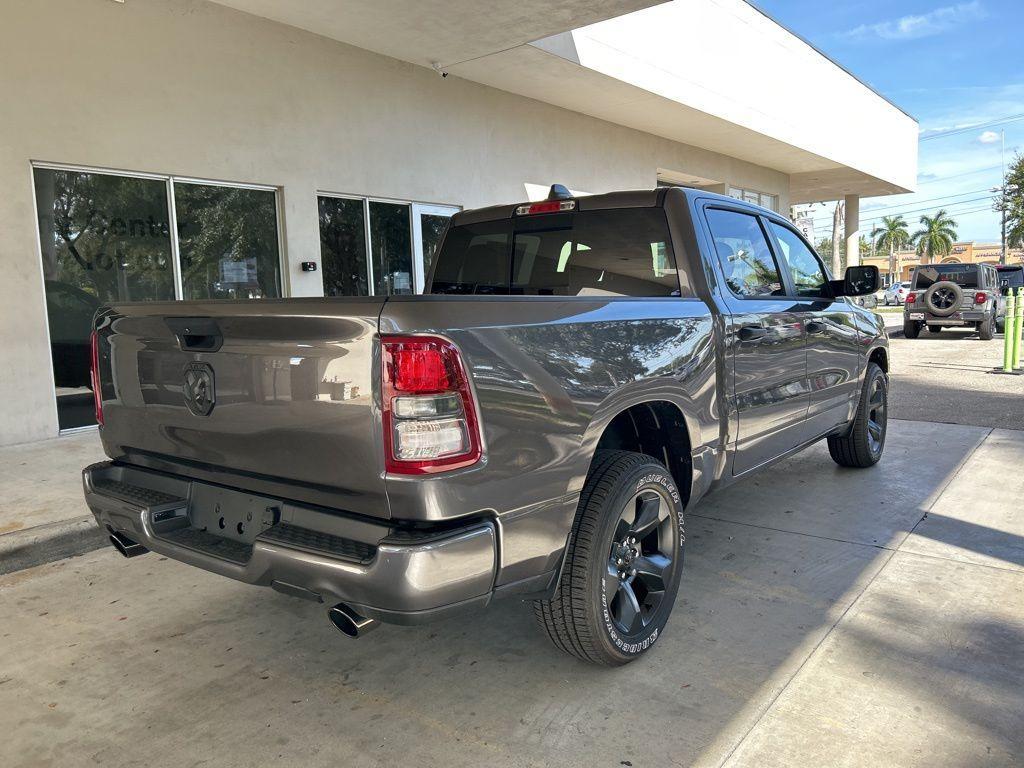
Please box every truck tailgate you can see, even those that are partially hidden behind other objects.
[95,298,390,519]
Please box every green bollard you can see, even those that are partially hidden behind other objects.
[1004,292,1016,373]
[1014,286,1024,370]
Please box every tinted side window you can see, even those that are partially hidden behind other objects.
[768,222,830,298]
[705,208,783,298]
[511,209,680,297]
[430,220,510,294]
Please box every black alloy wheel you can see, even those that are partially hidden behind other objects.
[604,489,676,636]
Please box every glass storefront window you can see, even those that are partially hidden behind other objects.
[34,168,176,429]
[175,182,281,300]
[34,166,282,431]
[370,201,413,295]
[728,186,779,212]
[318,196,458,297]
[318,196,369,297]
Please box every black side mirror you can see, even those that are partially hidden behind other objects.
[832,265,880,297]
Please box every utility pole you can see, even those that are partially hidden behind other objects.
[1001,129,1007,265]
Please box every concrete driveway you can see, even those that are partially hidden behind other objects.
[2,418,1022,768]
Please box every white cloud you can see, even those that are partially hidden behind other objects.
[978,130,1000,144]
[844,1,987,41]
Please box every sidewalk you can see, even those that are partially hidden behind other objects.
[0,431,106,574]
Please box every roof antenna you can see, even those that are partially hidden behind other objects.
[547,184,572,200]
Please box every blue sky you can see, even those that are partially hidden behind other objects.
[756,0,1024,243]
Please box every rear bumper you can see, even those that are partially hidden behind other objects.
[905,310,987,325]
[82,462,497,624]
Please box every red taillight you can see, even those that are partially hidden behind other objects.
[90,330,104,426]
[381,336,482,474]
[906,293,916,304]
[514,200,576,215]
[974,291,987,304]
[389,344,451,393]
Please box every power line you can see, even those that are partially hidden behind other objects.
[797,187,992,221]
[803,194,996,228]
[919,113,1024,141]
[860,188,992,216]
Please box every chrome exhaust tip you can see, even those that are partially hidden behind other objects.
[328,603,378,638]
[109,531,148,558]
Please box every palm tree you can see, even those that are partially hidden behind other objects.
[871,215,910,283]
[911,210,958,262]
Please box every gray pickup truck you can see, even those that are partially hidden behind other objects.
[83,186,886,665]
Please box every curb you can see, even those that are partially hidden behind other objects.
[0,515,107,576]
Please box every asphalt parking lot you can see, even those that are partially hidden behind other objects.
[887,324,1024,430]
[1,328,1023,767]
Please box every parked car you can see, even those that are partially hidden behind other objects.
[996,264,1024,295]
[903,263,1006,339]
[82,186,887,666]
[883,281,912,305]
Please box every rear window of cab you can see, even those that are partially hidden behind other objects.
[913,264,980,289]
[429,208,689,298]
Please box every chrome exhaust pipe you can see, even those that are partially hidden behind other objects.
[109,530,148,558]
[328,603,378,638]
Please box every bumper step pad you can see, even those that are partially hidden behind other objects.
[257,523,376,564]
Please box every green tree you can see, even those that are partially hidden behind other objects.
[872,215,910,282]
[997,152,1024,254]
[911,210,958,261]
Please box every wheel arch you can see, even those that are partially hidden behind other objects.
[572,384,702,508]
[868,345,889,374]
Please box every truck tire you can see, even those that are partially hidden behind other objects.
[978,312,995,340]
[533,450,684,666]
[827,362,887,468]
[903,320,922,338]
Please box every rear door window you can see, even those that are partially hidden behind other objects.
[704,208,784,298]
[430,208,682,297]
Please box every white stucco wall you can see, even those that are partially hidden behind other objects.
[0,0,791,446]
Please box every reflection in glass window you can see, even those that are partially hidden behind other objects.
[34,168,176,429]
[370,201,413,295]
[706,208,784,298]
[769,222,830,298]
[319,196,368,297]
[175,182,281,300]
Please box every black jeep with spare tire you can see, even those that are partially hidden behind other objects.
[903,263,1005,339]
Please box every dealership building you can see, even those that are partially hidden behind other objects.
[0,0,917,446]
